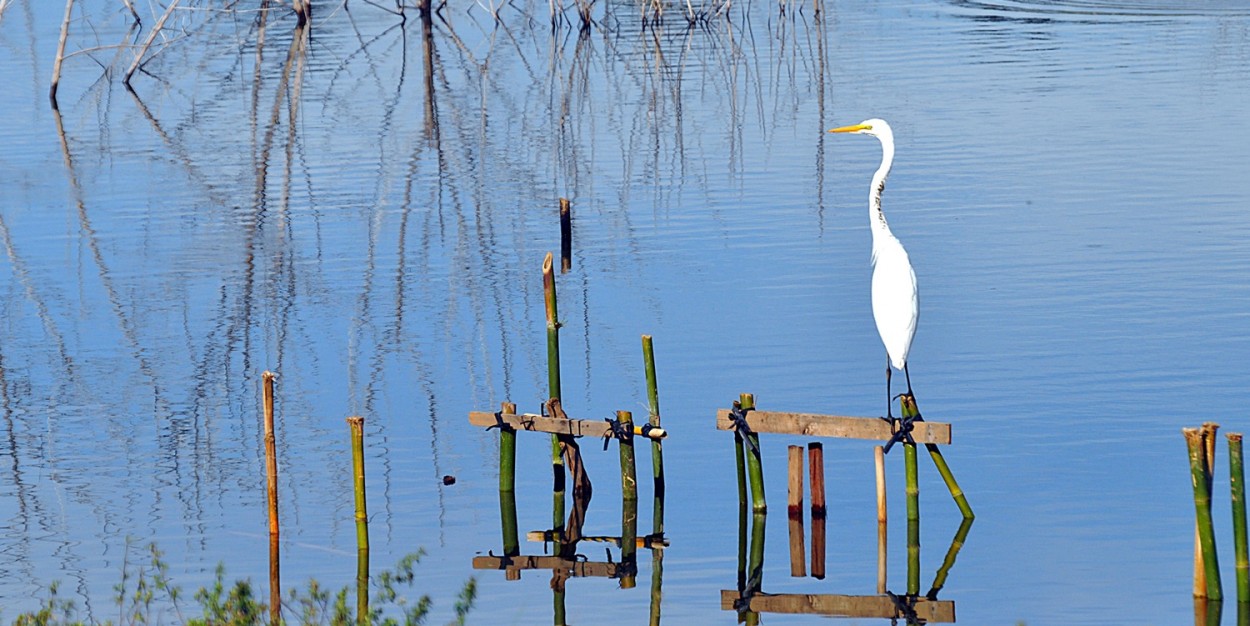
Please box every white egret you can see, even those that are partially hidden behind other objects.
[828,119,918,422]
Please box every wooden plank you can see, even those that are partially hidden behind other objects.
[715,409,950,445]
[469,412,666,440]
[472,555,622,578]
[719,591,954,622]
[526,530,669,548]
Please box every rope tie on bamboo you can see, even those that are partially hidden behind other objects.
[885,591,918,624]
[485,410,510,431]
[881,416,916,455]
[728,403,759,455]
[602,416,632,451]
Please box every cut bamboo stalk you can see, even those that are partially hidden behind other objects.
[809,443,826,579]
[928,516,974,599]
[1185,427,1222,600]
[876,445,887,594]
[501,490,520,559]
[50,0,74,106]
[1196,422,1219,597]
[746,512,766,626]
[650,545,664,626]
[900,394,973,519]
[1229,432,1248,603]
[788,446,806,577]
[500,402,517,493]
[560,198,572,273]
[619,411,638,501]
[544,253,566,544]
[906,442,920,597]
[642,335,665,534]
[262,371,280,625]
[621,495,638,589]
[123,0,181,86]
[347,416,369,623]
[740,394,766,513]
[735,405,749,511]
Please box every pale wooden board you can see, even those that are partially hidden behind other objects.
[719,591,955,622]
[472,555,623,578]
[715,409,951,445]
[468,412,666,439]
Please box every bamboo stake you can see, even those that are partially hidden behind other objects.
[741,394,766,513]
[746,512,766,626]
[1185,427,1222,600]
[1196,422,1219,597]
[876,445,887,594]
[347,416,370,623]
[900,394,973,519]
[906,441,920,596]
[1229,433,1248,603]
[560,198,572,273]
[501,489,520,560]
[642,335,665,533]
[735,404,748,512]
[809,443,826,579]
[544,253,566,543]
[50,0,74,106]
[788,446,805,577]
[123,0,180,86]
[500,401,517,492]
[262,371,280,625]
[619,411,638,501]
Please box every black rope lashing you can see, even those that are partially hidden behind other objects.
[881,416,916,454]
[728,402,759,456]
[486,409,509,431]
[602,416,632,451]
[885,591,919,624]
[637,423,658,439]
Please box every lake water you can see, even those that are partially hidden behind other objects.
[1,0,1249,623]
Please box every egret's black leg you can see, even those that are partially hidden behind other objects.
[885,355,894,421]
[903,363,914,398]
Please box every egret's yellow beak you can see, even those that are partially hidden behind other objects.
[828,123,871,133]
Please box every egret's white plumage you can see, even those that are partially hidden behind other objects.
[829,118,918,417]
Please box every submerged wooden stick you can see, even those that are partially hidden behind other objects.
[347,416,369,623]
[499,402,517,493]
[262,371,280,624]
[740,394,766,513]
[642,335,665,534]
[560,198,572,273]
[50,0,74,106]
[1229,433,1248,603]
[124,0,181,86]
[1185,427,1222,600]
[809,443,826,579]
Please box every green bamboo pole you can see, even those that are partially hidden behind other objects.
[927,516,974,598]
[905,441,920,597]
[1185,427,1222,600]
[501,489,520,558]
[618,411,638,501]
[737,489,748,592]
[649,540,664,626]
[347,416,369,624]
[642,335,665,534]
[500,401,517,493]
[622,494,638,589]
[735,404,748,511]
[740,394,766,513]
[1230,433,1248,603]
[1197,423,1219,597]
[745,512,766,626]
[543,253,566,546]
[901,394,973,519]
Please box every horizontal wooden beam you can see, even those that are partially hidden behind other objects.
[469,411,666,440]
[472,555,624,578]
[715,409,950,445]
[719,591,954,622]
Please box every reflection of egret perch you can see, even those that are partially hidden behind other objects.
[829,119,918,422]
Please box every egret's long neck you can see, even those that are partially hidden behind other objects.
[869,135,896,247]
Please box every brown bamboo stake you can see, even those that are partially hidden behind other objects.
[50,0,75,106]
[808,443,826,579]
[787,446,805,577]
[124,0,180,86]
[875,445,887,594]
[262,371,280,624]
